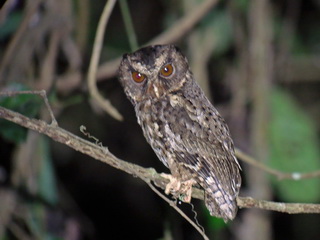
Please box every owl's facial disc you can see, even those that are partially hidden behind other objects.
[146,62,175,98]
[119,45,188,101]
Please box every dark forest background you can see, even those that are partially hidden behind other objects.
[0,0,320,239]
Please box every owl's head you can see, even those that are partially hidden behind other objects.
[118,45,190,105]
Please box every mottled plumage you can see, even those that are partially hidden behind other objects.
[118,45,241,221]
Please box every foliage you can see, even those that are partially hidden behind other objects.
[269,88,320,202]
[0,83,42,143]
[0,12,22,39]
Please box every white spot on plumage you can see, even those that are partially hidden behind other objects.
[205,176,214,184]
[153,122,163,137]
[153,84,160,98]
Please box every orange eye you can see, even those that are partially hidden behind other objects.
[160,64,174,77]
[131,71,146,83]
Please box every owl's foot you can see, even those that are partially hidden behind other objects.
[180,179,197,203]
[160,173,196,203]
[160,173,181,195]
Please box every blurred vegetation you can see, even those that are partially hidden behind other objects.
[269,88,320,203]
[0,0,320,240]
[0,83,42,143]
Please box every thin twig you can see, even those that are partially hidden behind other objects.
[87,0,123,121]
[38,30,59,91]
[80,125,104,149]
[0,90,57,126]
[52,0,220,96]
[7,222,33,240]
[146,181,209,240]
[148,0,219,45]
[0,0,43,80]
[237,197,320,213]
[119,0,138,51]
[0,0,17,24]
[235,148,320,180]
[0,104,159,184]
[96,0,220,80]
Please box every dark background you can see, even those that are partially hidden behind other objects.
[0,0,320,239]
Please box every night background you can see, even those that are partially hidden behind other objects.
[0,0,320,239]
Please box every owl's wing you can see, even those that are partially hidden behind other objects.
[163,98,241,220]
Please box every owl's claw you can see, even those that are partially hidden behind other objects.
[180,179,196,203]
[160,173,196,203]
[160,173,181,195]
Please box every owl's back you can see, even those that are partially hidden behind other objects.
[135,80,241,220]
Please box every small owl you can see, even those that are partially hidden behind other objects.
[118,44,241,221]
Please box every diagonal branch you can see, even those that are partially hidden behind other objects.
[235,148,320,180]
[1,105,320,215]
[96,0,220,80]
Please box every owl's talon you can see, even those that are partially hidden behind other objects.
[180,179,196,203]
[160,173,196,203]
[160,173,181,195]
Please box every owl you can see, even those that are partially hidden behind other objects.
[118,44,241,221]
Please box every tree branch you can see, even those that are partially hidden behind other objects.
[235,148,320,180]
[1,104,320,215]
[96,0,219,80]
[237,197,320,214]
[146,181,209,240]
[53,0,220,96]
[87,0,123,121]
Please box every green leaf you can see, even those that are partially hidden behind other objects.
[24,136,59,238]
[38,136,58,205]
[203,205,227,231]
[27,203,45,238]
[269,88,320,202]
[207,216,226,230]
[27,202,62,240]
[0,83,42,143]
[0,12,22,39]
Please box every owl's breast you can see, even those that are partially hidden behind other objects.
[135,98,177,168]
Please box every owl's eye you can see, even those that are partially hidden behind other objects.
[131,71,146,83]
[160,64,174,77]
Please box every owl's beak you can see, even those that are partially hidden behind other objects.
[147,81,164,99]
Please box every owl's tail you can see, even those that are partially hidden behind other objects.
[204,185,238,222]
